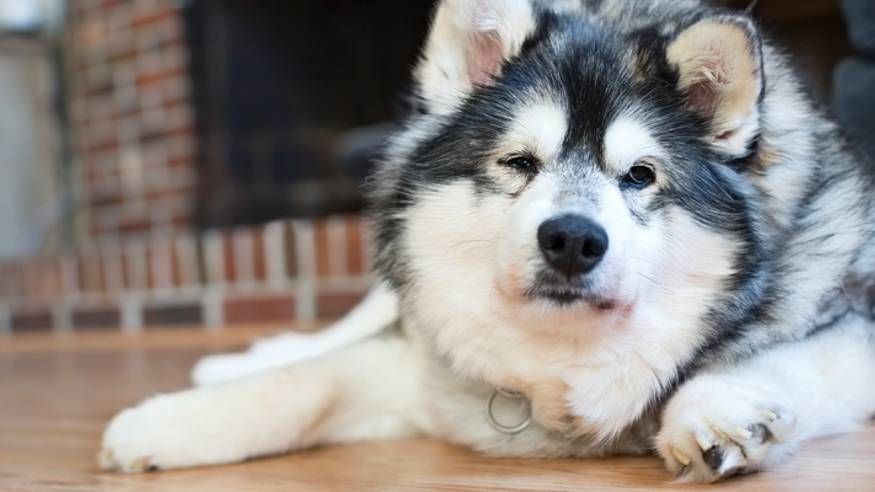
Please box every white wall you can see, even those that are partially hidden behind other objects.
[0,44,60,258]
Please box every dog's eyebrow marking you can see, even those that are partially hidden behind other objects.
[502,101,568,161]
[603,116,663,171]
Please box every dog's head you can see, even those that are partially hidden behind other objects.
[373,0,773,353]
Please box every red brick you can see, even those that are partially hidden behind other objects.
[84,93,116,121]
[162,78,190,107]
[135,66,184,88]
[23,260,63,298]
[84,64,114,95]
[167,155,193,169]
[20,261,38,298]
[100,247,125,292]
[68,0,194,244]
[81,135,119,154]
[314,221,331,278]
[225,295,296,325]
[118,218,152,235]
[101,0,126,10]
[11,307,54,332]
[83,151,121,180]
[144,247,155,289]
[166,132,195,161]
[147,241,174,290]
[169,237,182,287]
[132,9,174,30]
[140,122,194,145]
[123,242,148,290]
[346,217,365,275]
[90,191,125,208]
[316,292,367,320]
[78,254,105,293]
[69,97,88,125]
[112,58,138,87]
[171,214,191,231]
[253,228,267,282]
[173,235,200,286]
[91,204,125,230]
[73,306,121,330]
[114,249,130,290]
[143,303,202,327]
[143,184,194,203]
[222,233,237,284]
[106,3,132,31]
[0,263,23,298]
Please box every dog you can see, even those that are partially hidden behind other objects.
[100,0,875,482]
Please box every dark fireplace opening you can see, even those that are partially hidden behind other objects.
[183,0,435,229]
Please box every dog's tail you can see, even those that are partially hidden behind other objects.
[190,282,399,386]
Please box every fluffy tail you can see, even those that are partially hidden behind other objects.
[190,282,399,386]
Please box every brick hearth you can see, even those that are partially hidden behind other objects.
[0,216,374,333]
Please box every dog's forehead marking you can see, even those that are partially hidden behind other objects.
[603,116,663,170]
[503,100,568,161]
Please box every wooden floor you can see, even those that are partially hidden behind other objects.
[2,326,874,491]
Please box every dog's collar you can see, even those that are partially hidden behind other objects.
[486,388,532,435]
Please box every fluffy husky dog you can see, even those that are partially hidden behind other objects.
[101,0,875,482]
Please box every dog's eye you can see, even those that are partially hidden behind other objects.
[621,163,656,189]
[501,154,539,174]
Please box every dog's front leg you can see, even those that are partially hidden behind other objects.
[656,318,875,482]
[99,335,426,472]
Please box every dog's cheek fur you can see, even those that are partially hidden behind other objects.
[400,180,531,382]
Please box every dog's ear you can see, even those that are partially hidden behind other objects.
[667,15,764,158]
[415,0,537,115]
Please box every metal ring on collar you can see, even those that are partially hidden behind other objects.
[486,388,532,435]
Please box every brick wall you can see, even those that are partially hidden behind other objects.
[0,0,381,335]
[68,0,195,241]
[0,216,374,334]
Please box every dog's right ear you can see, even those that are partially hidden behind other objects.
[415,0,537,115]
[666,15,764,158]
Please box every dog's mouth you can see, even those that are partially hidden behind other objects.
[526,286,617,310]
[523,274,614,310]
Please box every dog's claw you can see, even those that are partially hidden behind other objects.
[657,376,798,482]
[702,446,723,471]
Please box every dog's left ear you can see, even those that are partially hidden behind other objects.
[667,15,764,158]
[415,0,537,115]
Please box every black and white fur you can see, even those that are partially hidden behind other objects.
[100,0,875,482]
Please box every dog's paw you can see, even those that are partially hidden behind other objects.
[100,403,165,473]
[99,394,213,473]
[656,375,798,483]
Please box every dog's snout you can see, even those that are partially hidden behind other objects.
[537,215,608,277]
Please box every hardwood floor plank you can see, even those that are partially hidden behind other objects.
[1,327,873,491]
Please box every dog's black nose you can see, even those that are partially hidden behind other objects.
[537,214,608,277]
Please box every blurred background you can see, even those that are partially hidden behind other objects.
[0,0,872,334]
